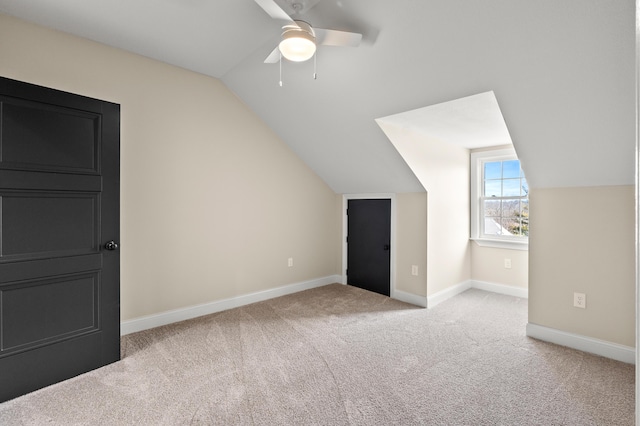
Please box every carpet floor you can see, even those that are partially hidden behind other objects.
[0,284,634,425]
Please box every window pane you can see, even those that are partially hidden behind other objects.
[499,218,517,236]
[483,217,502,236]
[501,201,529,236]
[502,199,519,217]
[503,205,520,235]
[474,152,529,241]
[502,160,520,178]
[520,200,529,236]
[484,161,501,180]
[502,179,521,196]
[484,180,501,197]
[483,199,501,217]
[509,218,527,236]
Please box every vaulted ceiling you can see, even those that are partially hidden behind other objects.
[0,0,634,193]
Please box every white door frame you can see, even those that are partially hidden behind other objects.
[635,0,639,420]
[342,193,397,298]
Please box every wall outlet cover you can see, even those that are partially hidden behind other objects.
[573,292,586,309]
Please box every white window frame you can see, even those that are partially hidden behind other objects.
[470,148,528,251]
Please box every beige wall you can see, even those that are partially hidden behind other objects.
[421,140,471,296]
[396,193,428,297]
[471,244,528,288]
[377,123,471,296]
[528,185,635,347]
[0,14,340,321]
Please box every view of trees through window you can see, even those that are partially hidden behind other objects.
[482,159,529,237]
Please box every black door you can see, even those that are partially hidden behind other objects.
[0,77,120,402]
[347,199,391,296]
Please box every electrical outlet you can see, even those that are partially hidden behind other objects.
[411,265,418,276]
[504,258,512,269]
[573,292,586,309]
[287,257,293,267]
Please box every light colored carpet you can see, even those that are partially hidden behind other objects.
[0,284,634,425]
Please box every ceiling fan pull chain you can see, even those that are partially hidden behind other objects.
[313,52,317,80]
[279,53,283,87]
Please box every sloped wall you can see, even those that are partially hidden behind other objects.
[0,13,340,321]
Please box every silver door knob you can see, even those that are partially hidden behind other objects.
[104,241,119,251]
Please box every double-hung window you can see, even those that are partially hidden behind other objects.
[471,148,528,250]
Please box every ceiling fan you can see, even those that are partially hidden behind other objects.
[254,0,362,63]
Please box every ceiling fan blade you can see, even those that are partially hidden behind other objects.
[314,28,362,47]
[264,46,281,63]
[254,0,295,23]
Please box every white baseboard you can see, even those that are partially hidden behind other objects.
[120,275,341,336]
[470,280,528,299]
[427,281,472,308]
[393,289,427,307]
[526,323,635,364]
[426,280,528,309]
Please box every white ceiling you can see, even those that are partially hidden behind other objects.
[0,0,634,193]
[376,91,513,151]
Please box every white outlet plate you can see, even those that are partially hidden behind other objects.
[411,265,418,276]
[287,258,293,267]
[504,258,512,269]
[573,292,586,309]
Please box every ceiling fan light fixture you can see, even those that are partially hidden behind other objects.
[279,21,316,62]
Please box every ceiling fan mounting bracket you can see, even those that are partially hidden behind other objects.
[290,2,303,14]
[282,0,311,16]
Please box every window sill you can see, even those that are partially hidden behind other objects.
[471,238,529,251]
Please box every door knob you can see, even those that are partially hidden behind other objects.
[104,240,119,251]
[383,244,390,251]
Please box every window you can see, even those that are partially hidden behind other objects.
[471,148,528,250]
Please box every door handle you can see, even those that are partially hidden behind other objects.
[383,244,390,251]
[104,240,119,251]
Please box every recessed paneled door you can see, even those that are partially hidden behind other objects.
[0,77,120,402]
